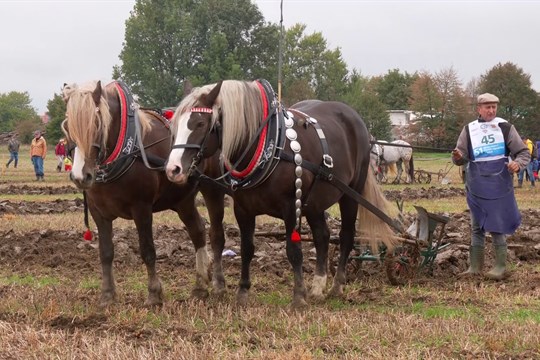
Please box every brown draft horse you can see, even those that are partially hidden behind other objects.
[165,80,396,309]
[62,80,226,307]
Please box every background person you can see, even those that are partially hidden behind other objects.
[30,130,47,181]
[517,136,535,187]
[55,139,66,172]
[6,134,20,168]
[451,93,529,280]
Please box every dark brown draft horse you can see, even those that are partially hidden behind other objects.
[62,80,226,307]
[165,80,396,309]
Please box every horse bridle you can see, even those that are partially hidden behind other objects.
[61,116,107,167]
[170,107,221,177]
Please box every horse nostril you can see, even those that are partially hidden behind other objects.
[172,165,181,176]
[85,173,93,183]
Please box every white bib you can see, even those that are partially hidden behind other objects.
[468,118,507,162]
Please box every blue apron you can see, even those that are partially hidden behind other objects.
[466,158,520,234]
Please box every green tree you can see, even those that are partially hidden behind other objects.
[282,24,348,104]
[116,0,277,108]
[372,69,417,110]
[0,91,39,132]
[45,94,67,144]
[343,71,391,140]
[478,62,540,138]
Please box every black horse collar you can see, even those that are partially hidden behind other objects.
[95,80,139,183]
[221,79,285,190]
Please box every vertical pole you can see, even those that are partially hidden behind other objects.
[277,0,284,109]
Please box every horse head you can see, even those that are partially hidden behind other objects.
[63,80,112,189]
[166,81,223,185]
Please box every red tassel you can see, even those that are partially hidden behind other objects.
[291,230,301,243]
[83,228,93,241]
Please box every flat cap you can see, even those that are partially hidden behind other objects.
[477,93,499,104]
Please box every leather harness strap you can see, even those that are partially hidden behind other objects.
[280,152,403,233]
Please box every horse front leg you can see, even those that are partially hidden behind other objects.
[329,197,357,297]
[305,211,330,302]
[234,205,256,307]
[133,212,163,306]
[92,215,116,307]
[201,188,226,297]
[177,199,210,300]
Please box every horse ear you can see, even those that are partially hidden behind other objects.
[92,81,102,106]
[183,79,193,96]
[202,81,223,107]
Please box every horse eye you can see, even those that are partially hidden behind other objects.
[195,120,206,129]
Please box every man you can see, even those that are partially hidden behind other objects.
[6,134,20,168]
[30,130,47,181]
[451,93,529,280]
[517,136,535,187]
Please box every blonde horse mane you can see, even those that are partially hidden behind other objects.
[64,81,151,158]
[173,80,263,160]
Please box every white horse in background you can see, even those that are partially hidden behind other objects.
[369,140,385,183]
[375,139,415,184]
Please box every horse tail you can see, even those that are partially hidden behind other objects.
[409,155,415,183]
[357,170,398,252]
[387,163,397,177]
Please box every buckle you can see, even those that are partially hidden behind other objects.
[323,154,333,168]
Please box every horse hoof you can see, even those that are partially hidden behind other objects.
[328,283,345,297]
[144,298,164,308]
[99,292,116,308]
[212,286,227,299]
[308,292,326,303]
[291,298,308,310]
[191,288,210,300]
[236,290,249,307]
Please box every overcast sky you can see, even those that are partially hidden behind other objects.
[1,0,539,115]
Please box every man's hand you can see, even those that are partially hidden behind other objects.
[507,161,519,173]
[452,149,462,161]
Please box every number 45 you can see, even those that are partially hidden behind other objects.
[482,134,495,144]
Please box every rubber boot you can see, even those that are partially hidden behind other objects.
[458,245,484,277]
[485,245,507,280]
[517,180,523,188]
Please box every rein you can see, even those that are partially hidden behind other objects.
[370,140,453,153]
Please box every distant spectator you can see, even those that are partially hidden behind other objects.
[6,134,20,168]
[55,139,66,172]
[64,156,72,172]
[30,130,47,181]
[517,136,535,187]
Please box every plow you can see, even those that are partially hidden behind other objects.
[343,205,450,285]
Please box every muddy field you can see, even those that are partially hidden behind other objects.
[2,185,540,288]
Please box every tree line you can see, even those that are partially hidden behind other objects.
[2,0,539,148]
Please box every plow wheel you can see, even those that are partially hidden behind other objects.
[385,243,421,286]
[415,170,432,184]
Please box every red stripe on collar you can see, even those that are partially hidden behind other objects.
[103,82,128,164]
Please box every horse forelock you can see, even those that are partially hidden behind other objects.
[172,83,216,139]
[65,81,112,158]
[219,81,262,159]
[172,80,263,160]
